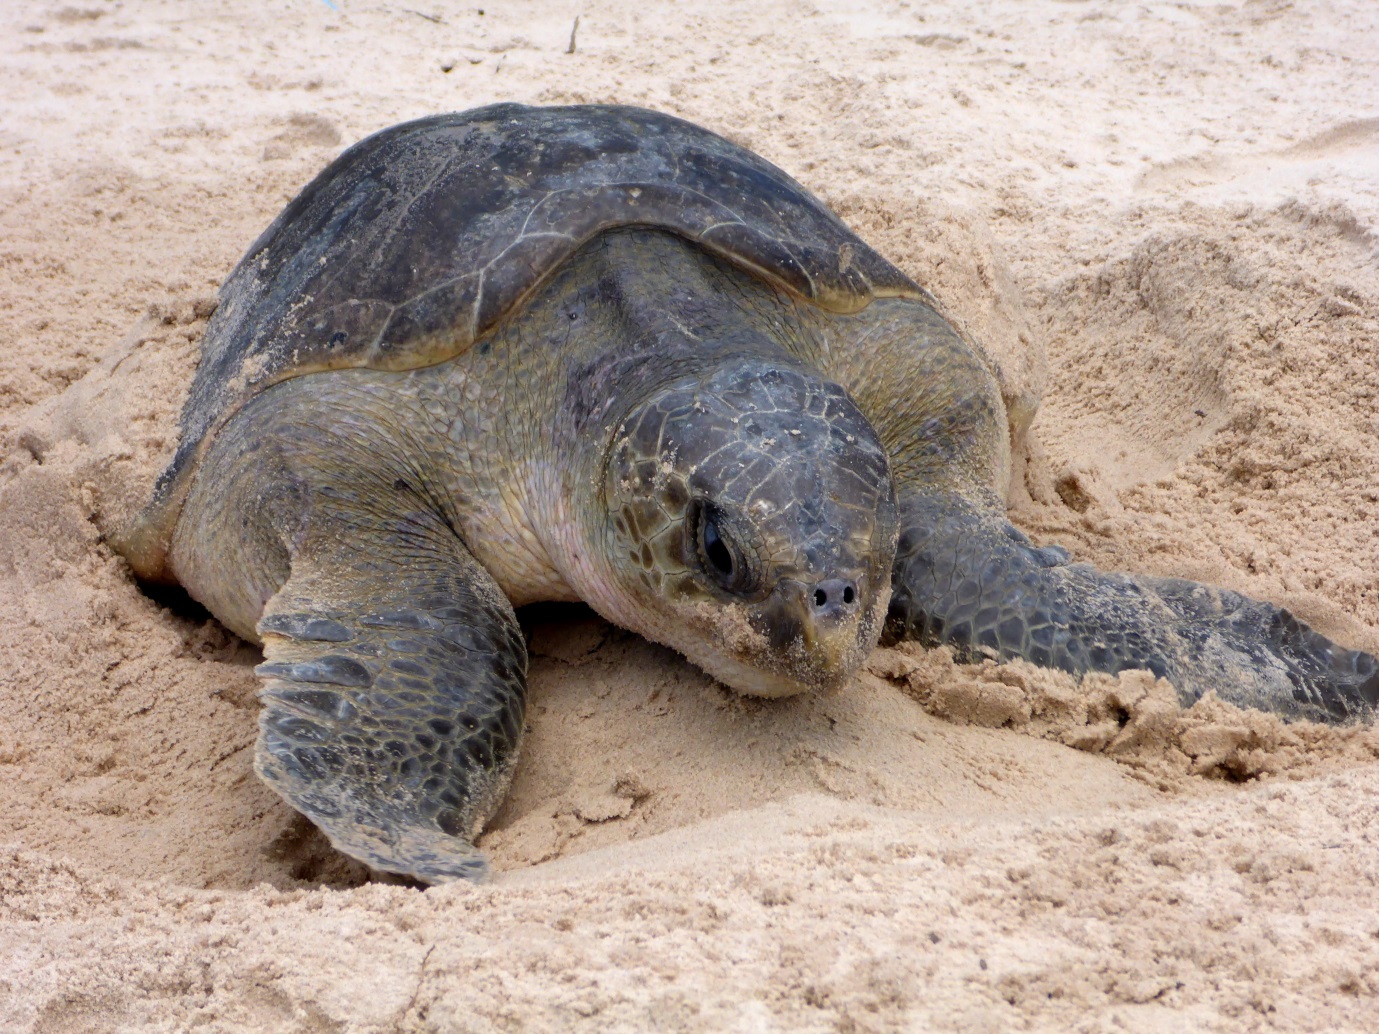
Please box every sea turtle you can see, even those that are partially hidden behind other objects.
[114,103,1378,883]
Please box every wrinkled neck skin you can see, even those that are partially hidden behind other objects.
[536,230,898,696]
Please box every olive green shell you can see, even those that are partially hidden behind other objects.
[124,103,922,577]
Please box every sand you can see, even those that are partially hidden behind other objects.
[2,0,1378,1030]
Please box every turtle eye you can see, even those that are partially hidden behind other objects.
[692,501,755,595]
[701,513,735,578]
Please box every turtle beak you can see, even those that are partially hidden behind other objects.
[683,570,883,700]
[758,572,876,693]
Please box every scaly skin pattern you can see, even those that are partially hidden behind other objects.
[883,492,1379,723]
[165,224,1378,882]
[796,281,1378,722]
[173,373,529,882]
[169,229,899,880]
[161,223,1378,882]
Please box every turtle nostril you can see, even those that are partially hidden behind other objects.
[811,578,859,612]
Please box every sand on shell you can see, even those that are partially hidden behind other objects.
[2,1,1378,1030]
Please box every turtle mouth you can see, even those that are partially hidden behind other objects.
[689,648,826,699]
[678,573,887,698]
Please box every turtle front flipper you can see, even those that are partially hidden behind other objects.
[885,492,1378,724]
[253,518,527,884]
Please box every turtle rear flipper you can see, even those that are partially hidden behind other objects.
[253,512,527,884]
[885,492,1378,723]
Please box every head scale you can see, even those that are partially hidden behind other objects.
[601,360,898,697]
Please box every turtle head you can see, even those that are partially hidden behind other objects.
[597,361,898,697]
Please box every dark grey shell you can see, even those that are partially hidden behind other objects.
[123,103,922,576]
